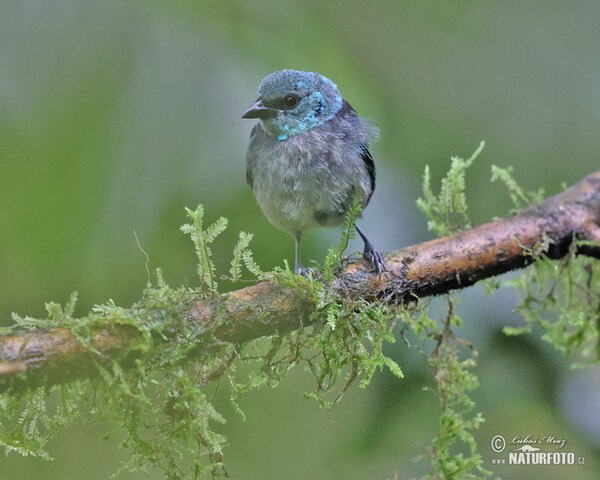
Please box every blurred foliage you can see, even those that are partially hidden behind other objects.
[1,0,600,479]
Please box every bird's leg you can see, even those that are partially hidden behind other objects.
[294,234,303,272]
[355,224,385,274]
[294,233,313,277]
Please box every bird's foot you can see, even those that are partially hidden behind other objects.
[363,242,385,274]
[294,264,314,278]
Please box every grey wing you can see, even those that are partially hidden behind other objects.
[338,100,376,202]
[313,103,377,225]
[360,144,376,206]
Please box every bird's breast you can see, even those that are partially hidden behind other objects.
[247,125,371,235]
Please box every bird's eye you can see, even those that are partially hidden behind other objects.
[283,94,299,109]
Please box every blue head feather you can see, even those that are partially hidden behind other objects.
[255,70,343,140]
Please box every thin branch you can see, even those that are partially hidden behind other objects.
[1,171,599,394]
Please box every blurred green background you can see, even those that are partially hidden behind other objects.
[1,0,600,478]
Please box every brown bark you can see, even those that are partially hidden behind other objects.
[1,171,599,394]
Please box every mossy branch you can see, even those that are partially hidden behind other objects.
[1,170,599,394]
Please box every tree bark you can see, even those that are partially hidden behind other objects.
[1,171,599,394]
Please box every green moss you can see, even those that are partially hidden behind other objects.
[0,203,403,478]
[1,153,597,480]
[507,241,600,364]
[416,141,485,237]
[490,165,545,212]
[403,298,491,480]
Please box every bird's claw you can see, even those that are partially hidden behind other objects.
[294,266,314,278]
[363,242,385,274]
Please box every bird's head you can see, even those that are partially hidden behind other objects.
[242,70,343,140]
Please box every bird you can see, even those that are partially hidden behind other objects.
[242,69,384,276]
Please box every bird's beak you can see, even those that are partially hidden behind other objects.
[242,100,279,119]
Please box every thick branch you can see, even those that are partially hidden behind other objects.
[1,171,599,393]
